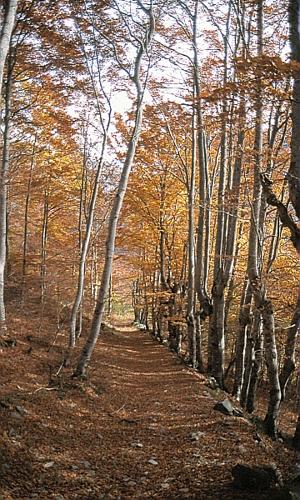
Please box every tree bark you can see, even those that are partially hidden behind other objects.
[288,0,300,448]
[233,279,252,400]
[21,133,37,302]
[279,304,300,400]
[209,2,231,387]
[187,85,197,368]
[193,0,212,320]
[262,299,281,438]
[288,0,300,222]
[246,311,263,413]
[40,189,49,304]
[0,48,13,328]
[0,0,18,104]
[0,1,18,330]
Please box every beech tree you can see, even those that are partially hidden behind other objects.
[0,0,18,98]
[286,0,300,449]
[68,3,112,349]
[0,0,19,331]
[74,0,156,377]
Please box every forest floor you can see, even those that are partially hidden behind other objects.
[0,294,299,499]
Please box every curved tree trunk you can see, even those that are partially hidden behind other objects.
[73,5,155,377]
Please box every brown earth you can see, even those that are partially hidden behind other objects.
[0,302,298,500]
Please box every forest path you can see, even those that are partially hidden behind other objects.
[0,322,295,499]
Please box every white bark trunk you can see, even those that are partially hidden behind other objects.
[0,0,18,102]
[0,51,13,327]
[209,3,231,387]
[262,299,281,437]
[69,129,109,348]
[0,2,18,330]
[74,5,155,377]
[187,88,196,368]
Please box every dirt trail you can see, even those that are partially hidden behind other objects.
[0,322,296,499]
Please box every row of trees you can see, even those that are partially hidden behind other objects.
[122,0,300,439]
[0,0,299,441]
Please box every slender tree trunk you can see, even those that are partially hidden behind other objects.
[224,216,244,329]
[21,134,37,301]
[263,299,281,437]
[106,274,112,318]
[209,276,226,385]
[40,189,49,304]
[240,327,254,408]
[233,280,252,400]
[0,52,13,329]
[246,311,263,413]
[279,302,300,400]
[90,242,98,303]
[74,8,155,377]
[288,0,300,223]
[0,0,18,102]
[187,86,197,368]
[75,156,88,337]
[193,0,212,320]
[195,311,204,372]
[0,2,19,327]
[209,3,231,387]
[239,0,265,412]
[287,0,300,448]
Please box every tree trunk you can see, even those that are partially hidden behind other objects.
[279,303,300,400]
[40,189,49,304]
[246,311,263,413]
[287,0,300,446]
[195,311,204,372]
[288,0,300,222]
[240,0,265,416]
[240,326,254,408]
[209,275,225,385]
[0,0,18,103]
[233,280,252,400]
[0,50,13,329]
[21,134,37,302]
[193,0,212,320]
[262,298,281,438]
[187,85,197,368]
[73,7,155,377]
[208,3,231,387]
